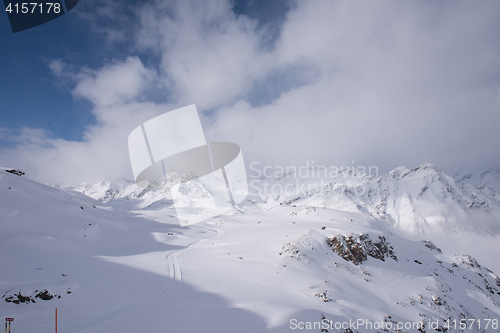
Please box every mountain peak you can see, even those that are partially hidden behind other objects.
[414,162,440,172]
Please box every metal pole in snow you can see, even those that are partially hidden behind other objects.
[4,319,13,333]
[55,308,58,333]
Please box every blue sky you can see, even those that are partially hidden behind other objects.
[1,0,500,184]
[0,5,93,142]
[0,2,152,143]
[0,0,291,143]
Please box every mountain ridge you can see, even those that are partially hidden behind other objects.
[65,162,500,234]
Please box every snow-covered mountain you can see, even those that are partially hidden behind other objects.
[450,168,500,204]
[2,164,500,332]
[269,162,500,234]
[68,162,500,234]
[66,179,166,209]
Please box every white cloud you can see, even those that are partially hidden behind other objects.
[0,102,176,184]
[205,0,500,171]
[48,59,65,77]
[73,0,134,44]
[136,0,274,110]
[1,56,169,184]
[2,0,500,185]
[0,128,12,140]
[73,56,156,107]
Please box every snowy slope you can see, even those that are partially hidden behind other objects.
[0,170,269,332]
[180,206,500,332]
[2,167,500,332]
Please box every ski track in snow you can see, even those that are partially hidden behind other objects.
[164,226,221,296]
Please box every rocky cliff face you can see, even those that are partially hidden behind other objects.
[326,233,397,265]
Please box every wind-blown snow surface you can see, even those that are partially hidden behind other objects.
[1,164,500,332]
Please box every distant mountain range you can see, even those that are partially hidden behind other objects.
[67,162,500,234]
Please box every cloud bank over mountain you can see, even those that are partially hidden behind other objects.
[2,0,500,184]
